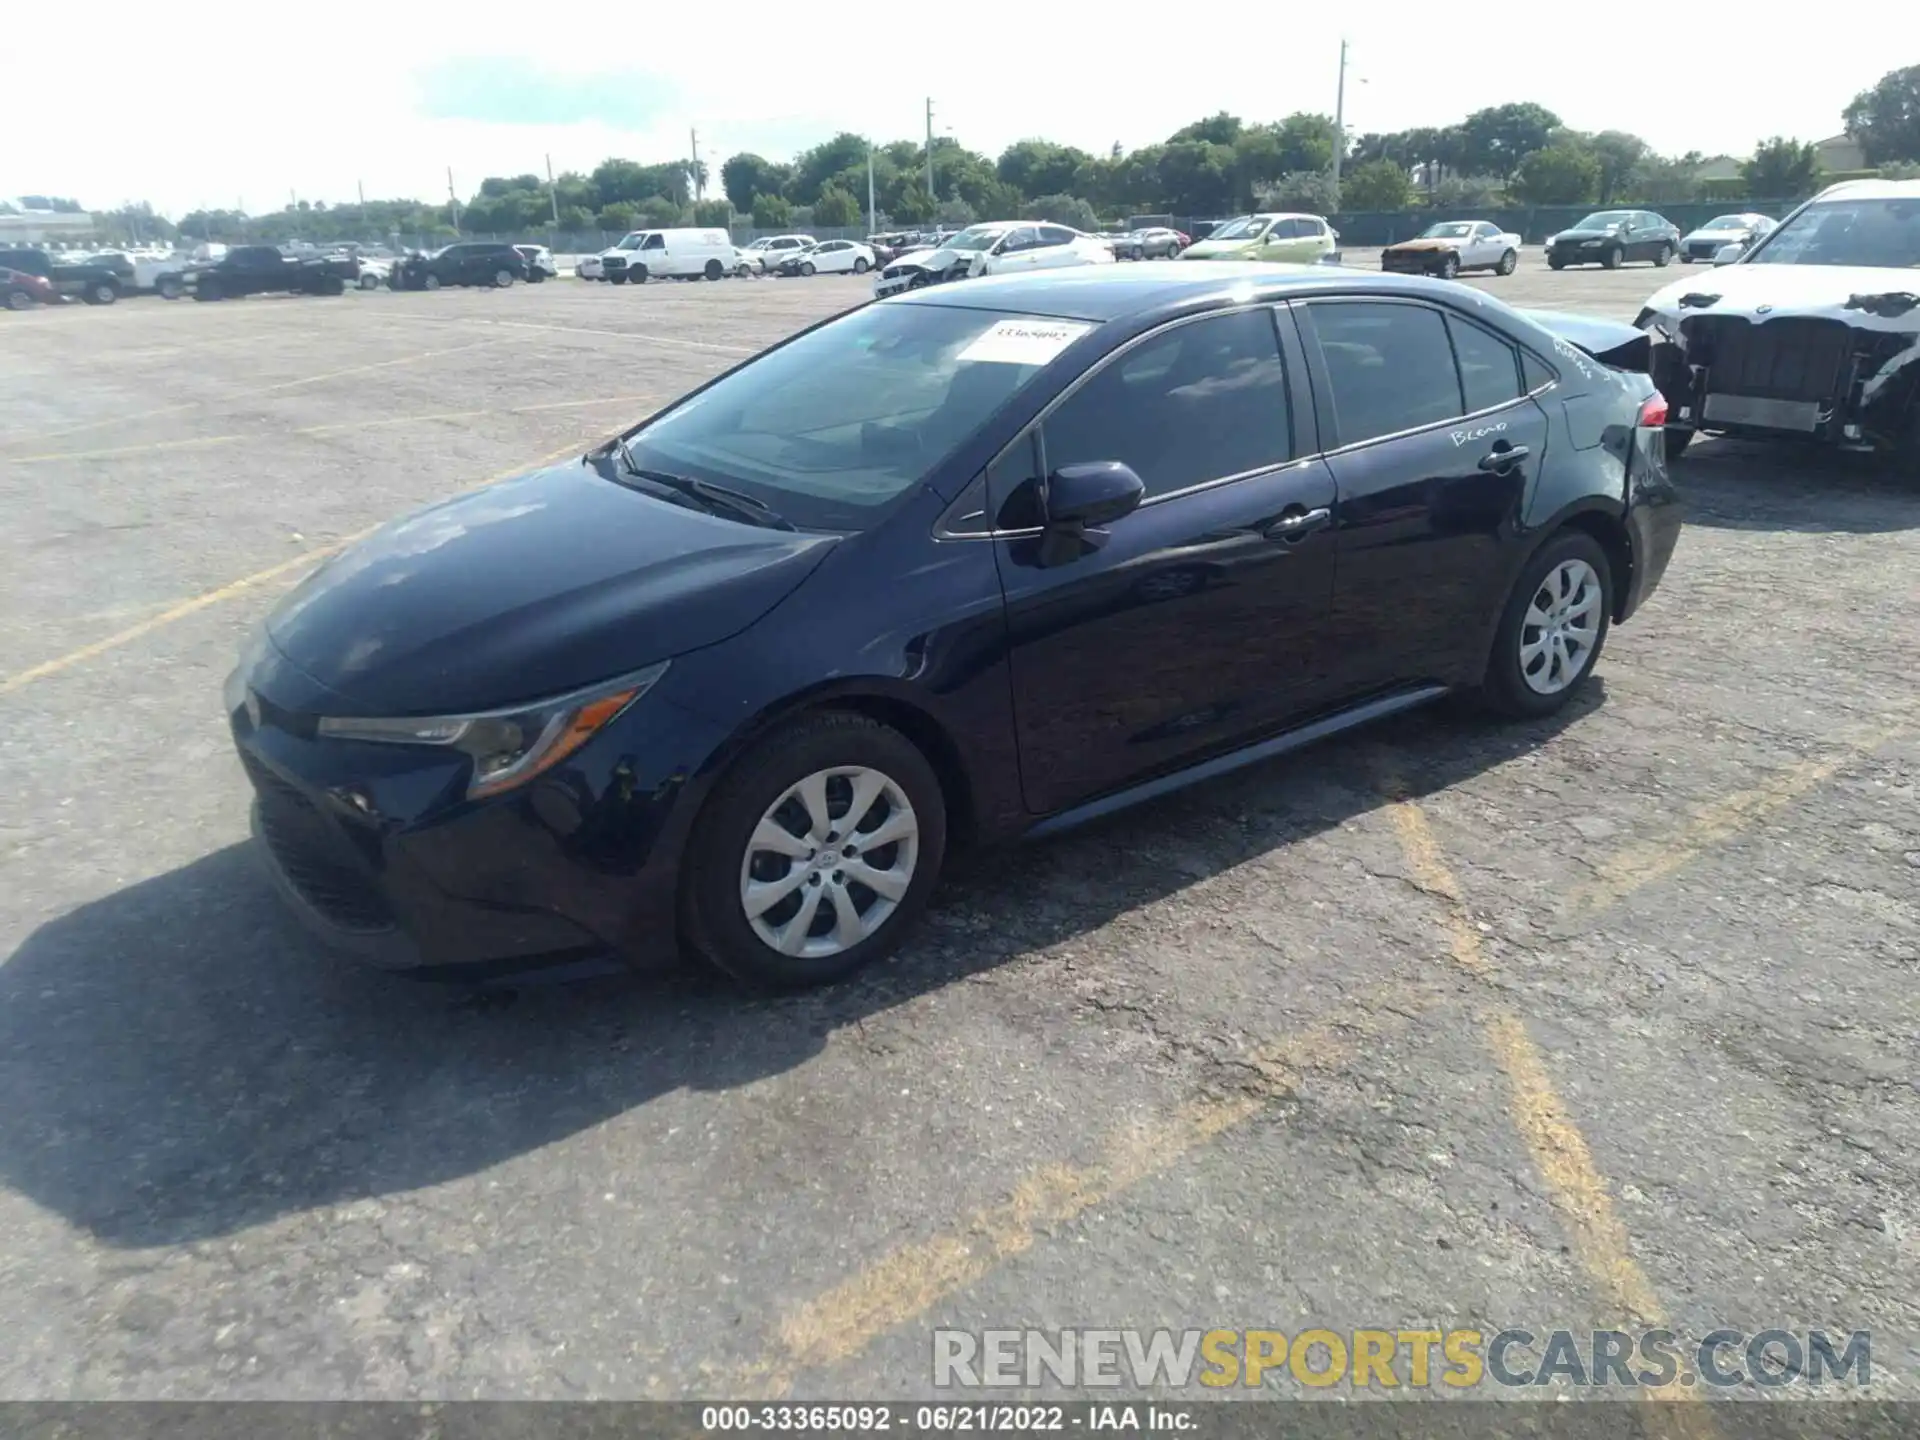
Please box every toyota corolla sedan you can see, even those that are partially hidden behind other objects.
[229,265,1681,990]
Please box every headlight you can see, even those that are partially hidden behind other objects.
[317,661,669,800]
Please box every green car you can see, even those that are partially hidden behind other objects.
[1178,213,1341,265]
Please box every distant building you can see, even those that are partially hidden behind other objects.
[1814,133,1867,172]
[1693,155,1743,183]
[0,202,96,244]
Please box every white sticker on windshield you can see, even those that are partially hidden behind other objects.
[957,318,1093,366]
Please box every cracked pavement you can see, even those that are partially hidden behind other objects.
[1,259,1916,1402]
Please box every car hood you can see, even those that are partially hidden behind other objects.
[1386,238,1462,252]
[1642,264,1920,328]
[894,245,971,271]
[1551,228,1621,243]
[1181,238,1259,259]
[1681,228,1750,243]
[264,459,839,714]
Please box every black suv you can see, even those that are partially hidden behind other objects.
[391,242,527,291]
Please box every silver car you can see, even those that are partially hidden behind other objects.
[1677,212,1776,264]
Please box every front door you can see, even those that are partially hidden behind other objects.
[991,306,1339,815]
[1297,296,1551,698]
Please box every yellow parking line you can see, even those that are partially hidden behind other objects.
[2,394,657,465]
[0,436,593,697]
[1571,718,1910,915]
[726,1011,1399,1396]
[1379,786,1718,1428]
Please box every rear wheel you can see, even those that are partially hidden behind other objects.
[682,712,947,990]
[704,258,724,280]
[6,290,33,311]
[358,272,380,290]
[493,268,515,287]
[630,264,649,284]
[1654,242,1674,268]
[1480,531,1613,718]
[852,256,869,274]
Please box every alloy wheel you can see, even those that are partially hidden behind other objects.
[1519,559,1602,695]
[738,766,919,959]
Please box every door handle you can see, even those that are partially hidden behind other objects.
[1264,505,1332,541]
[1478,444,1530,472]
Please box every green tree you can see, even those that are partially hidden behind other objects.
[1458,103,1561,179]
[639,195,683,225]
[889,185,935,224]
[720,153,786,212]
[791,133,871,204]
[1588,131,1649,203]
[1157,141,1237,215]
[1020,194,1099,229]
[1742,137,1822,197]
[935,198,977,227]
[1843,65,1920,164]
[1510,145,1600,204]
[692,198,734,227]
[1426,175,1501,208]
[751,193,793,228]
[996,140,1093,200]
[1168,112,1243,147]
[1273,113,1339,173]
[557,205,594,232]
[1340,159,1413,211]
[596,202,638,233]
[1262,170,1339,214]
[813,184,861,227]
[1627,152,1705,205]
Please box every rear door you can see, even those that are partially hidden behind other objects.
[1033,225,1081,269]
[1296,296,1550,698]
[989,305,1339,814]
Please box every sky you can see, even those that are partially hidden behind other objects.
[5,7,1899,216]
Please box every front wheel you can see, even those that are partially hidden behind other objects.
[5,290,33,311]
[1480,531,1613,719]
[1438,252,1459,280]
[1602,246,1623,270]
[86,281,119,305]
[800,260,816,276]
[1496,249,1517,276]
[359,272,380,290]
[681,712,947,990]
[1654,243,1674,268]
[1548,257,1566,271]
[423,273,441,291]
[852,257,869,274]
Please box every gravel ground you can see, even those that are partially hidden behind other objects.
[1,255,1916,1406]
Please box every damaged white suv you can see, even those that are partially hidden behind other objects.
[1635,179,1920,459]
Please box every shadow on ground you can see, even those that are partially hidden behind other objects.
[0,690,1598,1249]
[1678,440,1920,533]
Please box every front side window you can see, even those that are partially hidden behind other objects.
[1743,197,1920,268]
[1310,301,1463,446]
[1040,308,1292,501]
[621,304,1089,531]
[642,234,665,251]
[997,227,1039,254]
[1423,223,1474,240]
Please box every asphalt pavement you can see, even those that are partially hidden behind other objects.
[1,253,1916,1405]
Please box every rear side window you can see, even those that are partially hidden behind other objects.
[1041,308,1292,500]
[1447,317,1523,414]
[1037,225,1076,246]
[1309,301,1463,446]
[1522,352,1556,393]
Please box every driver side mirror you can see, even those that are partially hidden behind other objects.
[1046,462,1145,528]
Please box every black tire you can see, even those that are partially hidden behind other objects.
[704,258,724,280]
[852,256,869,274]
[1479,530,1614,719]
[609,271,628,285]
[493,268,515,288]
[1654,243,1674,268]
[1496,249,1517,276]
[1548,256,1565,271]
[85,280,119,305]
[5,289,33,311]
[1680,254,1694,264]
[1665,425,1695,460]
[157,276,183,300]
[358,272,380,290]
[423,273,441,291]
[1602,245,1623,270]
[194,279,221,301]
[1438,252,1459,280]
[323,276,346,296]
[681,712,948,990]
[800,260,816,276]
[631,264,649,284]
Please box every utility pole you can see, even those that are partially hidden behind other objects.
[867,138,877,234]
[690,128,701,204]
[447,167,460,235]
[357,179,366,209]
[1331,38,1349,203]
[925,98,935,203]
[546,153,560,226]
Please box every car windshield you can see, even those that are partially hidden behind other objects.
[615,233,646,251]
[1421,223,1475,239]
[1574,212,1632,229]
[1207,215,1270,240]
[945,226,1008,253]
[1744,198,1920,268]
[1701,215,1750,231]
[618,303,1088,532]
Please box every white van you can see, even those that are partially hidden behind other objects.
[598,228,738,284]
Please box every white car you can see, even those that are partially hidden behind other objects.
[576,252,605,280]
[739,234,817,275]
[873,222,1113,298]
[1634,178,1920,461]
[772,240,876,276]
[1379,220,1522,278]
[353,255,394,290]
[1677,212,1777,264]
[513,244,559,280]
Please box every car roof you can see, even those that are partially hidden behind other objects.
[1811,178,1920,201]
[887,261,1494,323]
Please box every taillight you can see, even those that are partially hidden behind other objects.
[1638,394,1669,428]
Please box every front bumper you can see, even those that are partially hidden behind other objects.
[1381,250,1449,274]
[1642,308,1920,454]
[229,650,731,980]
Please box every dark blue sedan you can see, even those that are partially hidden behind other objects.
[228,264,1682,988]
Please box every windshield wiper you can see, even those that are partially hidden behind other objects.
[615,450,795,530]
